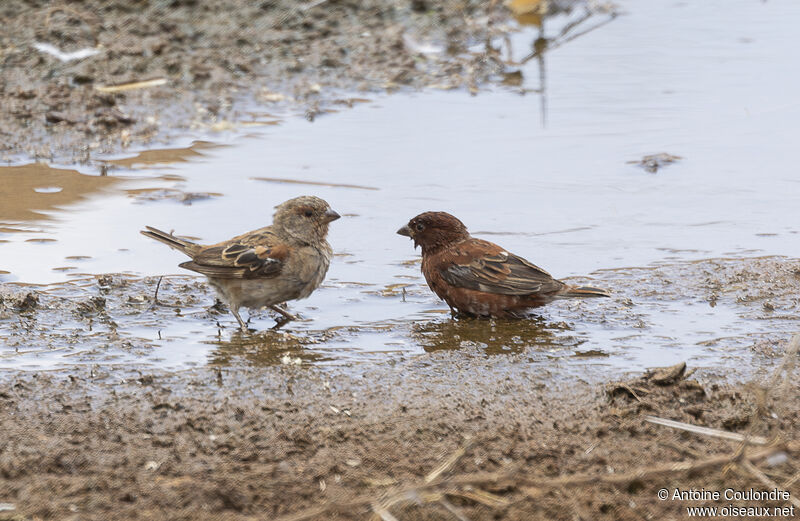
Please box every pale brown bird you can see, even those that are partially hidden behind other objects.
[398,212,610,318]
[141,196,340,330]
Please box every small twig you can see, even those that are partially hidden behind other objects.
[740,460,800,509]
[644,416,768,445]
[301,0,330,11]
[375,489,443,516]
[95,78,168,93]
[153,276,163,305]
[554,445,787,489]
[782,469,800,489]
[746,334,800,447]
[519,13,617,64]
[372,508,400,521]
[145,276,166,312]
[767,335,800,390]
[659,438,703,459]
[439,498,472,521]
[763,335,800,415]
[618,383,643,402]
[425,438,474,483]
[277,444,795,521]
[446,487,510,508]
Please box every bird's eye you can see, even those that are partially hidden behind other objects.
[416,223,424,231]
[304,210,313,217]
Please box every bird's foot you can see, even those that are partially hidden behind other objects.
[449,306,473,320]
[268,304,299,322]
[270,316,291,330]
[449,308,477,320]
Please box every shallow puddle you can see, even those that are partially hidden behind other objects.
[1,0,799,375]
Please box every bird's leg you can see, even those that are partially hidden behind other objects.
[230,308,248,332]
[448,305,457,318]
[268,304,298,322]
[271,316,290,331]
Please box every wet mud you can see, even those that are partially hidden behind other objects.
[2,256,798,372]
[1,336,798,520]
[0,0,612,162]
[1,256,799,519]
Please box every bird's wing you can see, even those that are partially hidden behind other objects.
[180,228,289,279]
[438,239,564,296]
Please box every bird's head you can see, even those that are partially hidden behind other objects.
[397,212,469,254]
[274,196,340,244]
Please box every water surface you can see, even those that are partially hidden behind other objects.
[1,0,798,373]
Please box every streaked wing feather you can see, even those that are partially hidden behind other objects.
[181,229,286,279]
[440,252,562,296]
[221,243,249,258]
[179,260,250,279]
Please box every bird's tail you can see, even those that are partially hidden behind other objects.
[140,226,198,257]
[558,285,611,299]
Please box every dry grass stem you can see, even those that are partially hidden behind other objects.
[95,78,168,93]
[740,460,800,509]
[644,416,769,445]
[425,439,474,484]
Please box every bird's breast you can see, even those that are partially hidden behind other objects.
[292,243,332,299]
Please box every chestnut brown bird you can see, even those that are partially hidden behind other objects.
[397,212,610,318]
[141,196,340,330]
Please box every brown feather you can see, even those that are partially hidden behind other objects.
[140,195,338,330]
[558,285,611,298]
[400,212,610,318]
[140,226,201,257]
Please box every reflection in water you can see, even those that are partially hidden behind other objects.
[0,141,224,235]
[206,330,333,367]
[252,177,380,191]
[503,0,618,125]
[126,187,222,205]
[0,163,121,225]
[411,315,574,355]
[103,140,222,169]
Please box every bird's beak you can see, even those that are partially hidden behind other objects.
[396,225,411,237]
[324,209,341,223]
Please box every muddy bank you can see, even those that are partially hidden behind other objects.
[0,0,593,162]
[2,255,798,371]
[1,255,799,519]
[1,344,798,520]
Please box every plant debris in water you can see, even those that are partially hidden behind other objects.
[628,153,683,173]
